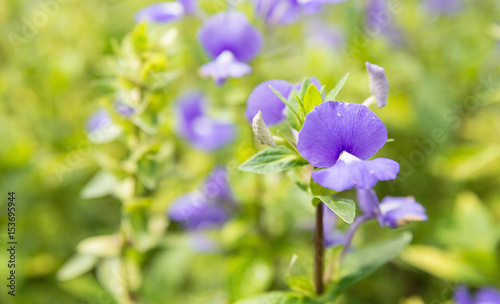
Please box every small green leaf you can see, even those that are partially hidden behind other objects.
[239,147,308,174]
[303,84,323,114]
[299,77,312,100]
[286,276,314,295]
[131,22,149,54]
[325,73,349,101]
[321,232,413,302]
[80,170,120,200]
[314,195,356,224]
[310,178,336,197]
[56,254,98,281]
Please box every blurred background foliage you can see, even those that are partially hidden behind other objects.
[1,0,500,303]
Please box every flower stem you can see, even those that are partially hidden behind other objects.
[340,214,371,262]
[314,203,324,295]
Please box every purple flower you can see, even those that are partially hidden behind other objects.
[423,0,462,15]
[356,189,427,228]
[245,77,322,126]
[323,203,345,247]
[114,102,135,118]
[169,167,235,230]
[366,62,389,108]
[246,80,294,126]
[251,0,346,25]
[454,285,500,304]
[134,0,197,23]
[86,109,112,133]
[297,101,399,192]
[306,21,345,49]
[199,51,252,85]
[197,12,263,84]
[176,92,236,151]
[365,0,401,44]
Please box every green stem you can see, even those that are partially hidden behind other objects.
[314,203,324,295]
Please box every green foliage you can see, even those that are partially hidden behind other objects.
[239,147,308,174]
[325,73,349,102]
[313,195,356,224]
[303,84,323,114]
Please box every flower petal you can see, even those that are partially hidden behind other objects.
[311,152,399,192]
[176,92,236,151]
[169,193,230,230]
[379,196,427,228]
[86,109,112,133]
[297,101,388,167]
[356,188,381,220]
[246,79,294,126]
[176,92,205,141]
[475,287,500,303]
[200,51,252,85]
[134,2,185,23]
[190,116,236,151]
[197,12,263,62]
[366,62,389,108]
[201,166,234,203]
[453,285,473,304]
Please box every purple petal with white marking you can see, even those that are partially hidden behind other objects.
[197,12,263,62]
[134,2,185,23]
[245,79,294,126]
[379,196,427,228]
[200,51,252,85]
[311,152,399,192]
[297,101,388,168]
[366,62,389,108]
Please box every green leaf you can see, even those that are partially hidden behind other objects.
[322,232,413,302]
[270,85,303,128]
[286,276,314,295]
[239,146,308,174]
[80,170,120,200]
[234,291,319,304]
[325,73,349,101]
[131,22,149,54]
[310,178,336,197]
[303,84,323,114]
[56,254,98,281]
[313,195,356,224]
[299,77,312,100]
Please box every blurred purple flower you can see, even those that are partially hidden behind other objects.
[306,21,345,49]
[134,0,197,23]
[245,77,322,126]
[169,167,236,230]
[365,0,401,44]
[423,0,462,15]
[246,79,294,126]
[251,0,346,25]
[176,92,236,151]
[454,285,500,304]
[86,109,112,133]
[114,102,135,118]
[323,203,345,247]
[197,12,263,84]
[199,51,252,85]
[297,101,399,192]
